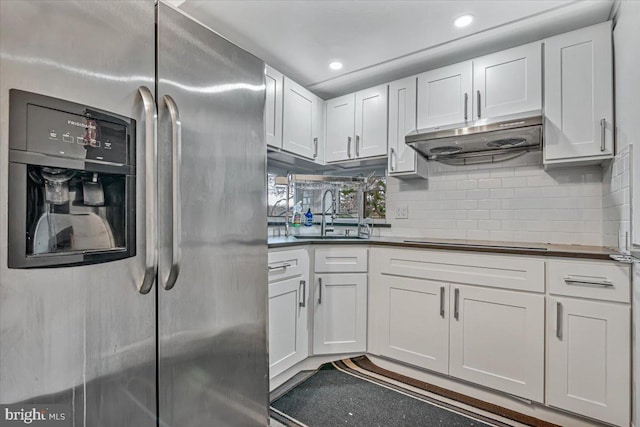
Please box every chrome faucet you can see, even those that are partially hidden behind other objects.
[321,189,336,236]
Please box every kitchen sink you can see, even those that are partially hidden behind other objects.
[294,235,368,240]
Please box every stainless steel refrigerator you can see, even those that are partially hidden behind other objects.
[0,1,269,426]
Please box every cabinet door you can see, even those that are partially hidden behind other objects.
[473,42,541,119]
[282,77,315,159]
[312,93,325,164]
[388,76,427,177]
[417,61,472,129]
[354,84,388,159]
[547,298,630,426]
[378,275,449,374]
[325,94,355,162]
[313,273,367,354]
[449,285,544,402]
[268,275,309,379]
[544,22,613,163]
[265,65,283,149]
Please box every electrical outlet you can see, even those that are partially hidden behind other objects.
[395,206,409,219]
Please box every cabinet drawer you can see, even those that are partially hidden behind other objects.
[268,249,309,282]
[371,248,544,292]
[314,247,368,273]
[547,259,630,303]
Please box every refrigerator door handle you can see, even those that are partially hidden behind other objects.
[138,86,158,295]
[161,95,182,291]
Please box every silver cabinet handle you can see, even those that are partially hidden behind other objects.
[464,92,468,120]
[476,90,481,118]
[355,134,360,157]
[299,280,306,307]
[556,301,562,339]
[313,137,318,159]
[600,118,606,152]
[454,288,459,320]
[268,262,291,271]
[161,95,182,291]
[347,136,352,158]
[564,276,613,287]
[389,147,395,172]
[318,277,322,304]
[440,286,445,318]
[138,86,158,295]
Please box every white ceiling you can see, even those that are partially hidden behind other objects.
[179,0,615,99]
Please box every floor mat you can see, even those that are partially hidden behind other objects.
[270,357,559,427]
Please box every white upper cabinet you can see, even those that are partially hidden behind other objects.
[354,84,388,159]
[543,22,613,164]
[388,76,427,177]
[417,61,472,129]
[312,92,325,163]
[282,77,317,160]
[325,85,388,163]
[325,93,355,162]
[265,65,283,149]
[473,42,542,119]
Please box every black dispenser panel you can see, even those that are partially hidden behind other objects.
[8,90,136,269]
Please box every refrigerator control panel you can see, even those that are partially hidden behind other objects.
[9,89,135,166]
[26,104,129,164]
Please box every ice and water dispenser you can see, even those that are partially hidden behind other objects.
[8,90,136,268]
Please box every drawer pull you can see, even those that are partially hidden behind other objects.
[556,301,562,339]
[318,277,323,304]
[268,262,292,271]
[299,280,306,307]
[454,288,459,320]
[564,277,613,287]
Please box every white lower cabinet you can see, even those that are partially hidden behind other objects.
[449,285,545,402]
[370,248,545,403]
[547,297,630,426]
[268,249,310,379]
[270,245,632,427]
[313,273,367,354]
[378,275,449,374]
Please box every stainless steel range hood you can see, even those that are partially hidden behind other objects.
[405,111,543,164]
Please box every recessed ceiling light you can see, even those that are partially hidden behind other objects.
[454,15,474,28]
[329,61,343,71]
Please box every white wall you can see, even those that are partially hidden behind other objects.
[383,152,603,246]
[611,1,640,425]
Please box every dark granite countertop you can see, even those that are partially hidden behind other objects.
[268,236,619,260]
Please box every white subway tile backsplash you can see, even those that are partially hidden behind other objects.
[490,169,515,179]
[457,220,478,230]
[467,230,491,240]
[489,188,515,199]
[478,199,502,210]
[501,177,528,188]
[468,210,491,220]
[467,189,491,200]
[386,158,604,245]
[478,178,502,189]
[457,200,478,210]
[478,220,501,230]
[457,180,479,190]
